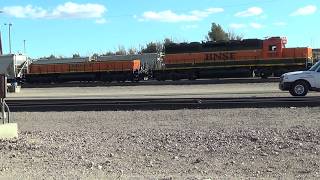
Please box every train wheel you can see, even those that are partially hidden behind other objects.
[188,73,197,80]
[260,73,268,79]
[155,75,165,81]
[171,73,180,81]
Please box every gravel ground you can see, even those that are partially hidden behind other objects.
[1,108,320,179]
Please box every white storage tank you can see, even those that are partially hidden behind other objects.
[0,54,28,81]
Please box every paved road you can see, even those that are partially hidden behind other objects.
[9,82,296,100]
[22,78,279,88]
[6,96,320,112]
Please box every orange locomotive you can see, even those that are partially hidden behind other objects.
[28,60,140,74]
[26,58,141,83]
[154,37,313,80]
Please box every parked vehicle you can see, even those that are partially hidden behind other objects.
[279,61,320,96]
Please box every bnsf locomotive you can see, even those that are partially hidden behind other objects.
[26,57,141,83]
[24,37,313,83]
[153,37,313,80]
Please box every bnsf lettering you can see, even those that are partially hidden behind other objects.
[205,53,236,61]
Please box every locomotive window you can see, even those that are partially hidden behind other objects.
[269,45,277,51]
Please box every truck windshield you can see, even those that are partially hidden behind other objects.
[309,61,320,71]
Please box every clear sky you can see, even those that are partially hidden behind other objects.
[0,0,319,58]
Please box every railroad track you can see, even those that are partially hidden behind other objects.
[6,96,320,112]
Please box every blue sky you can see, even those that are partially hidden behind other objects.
[0,0,319,58]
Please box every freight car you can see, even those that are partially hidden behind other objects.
[153,37,313,80]
[25,57,141,83]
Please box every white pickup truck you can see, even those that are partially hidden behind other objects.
[279,61,320,96]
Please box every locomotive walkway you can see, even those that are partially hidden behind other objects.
[6,96,320,112]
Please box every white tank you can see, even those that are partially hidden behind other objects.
[0,54,28,80]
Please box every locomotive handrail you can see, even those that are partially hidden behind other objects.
[4,100,10,123]
[16,60,29,78]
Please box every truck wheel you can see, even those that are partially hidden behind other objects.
[289,81,309,96]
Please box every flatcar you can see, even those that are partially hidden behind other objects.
[153,37,313,80]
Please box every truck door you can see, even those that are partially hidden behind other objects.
[316,68,320,88]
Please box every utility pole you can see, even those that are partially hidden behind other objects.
[0,11,3,55]
[4,23,12,54]
[23,40,26,54]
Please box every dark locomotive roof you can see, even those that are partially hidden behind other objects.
[165,39,263,54]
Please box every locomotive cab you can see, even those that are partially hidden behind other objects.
[262,37,287,59]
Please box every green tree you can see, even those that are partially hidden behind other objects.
[92,53,99,60]
[128,48,137,55]
[115,45,127,55]
[141,42,161,53]
[102,51,115,56]
[39,54,56,59]
[206,23,243,41]
[164,38,174,45]
[226,30,243,41]
[206,23,229,42]
[72,53,80,58]
[48,54,56,59]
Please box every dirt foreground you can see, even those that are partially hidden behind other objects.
[1,108,320,179]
